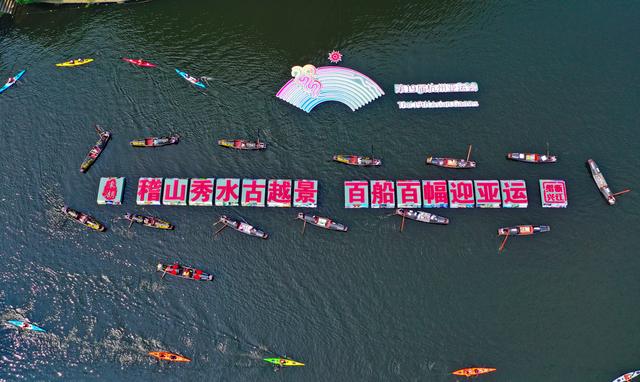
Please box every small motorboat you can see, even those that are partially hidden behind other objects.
[215,215,269,239]
[0,70,26,94]
[296,213,348,232]
[175,68,206,89]
[507,152,557,163]
[425,157,476,169]
[125,213,174,230]
[587,159,616,205]
[121,58,156,68]
[217,139,266,150]
[7,320,46,333]
[497,225,550,236]
[395,209,449,225]
[130,134,180,148]
[55,58,94,67]
[80,125,111,173]
[332,154,382,167]
[263,358,305,367]
[148,351,191,363]
[156,263,213,281]
[451,367,496,377]
[61,206,106,232]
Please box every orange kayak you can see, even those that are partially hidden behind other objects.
[148,351,191,363]
[452,367,496,377]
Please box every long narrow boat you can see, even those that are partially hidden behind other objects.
[7,320,46,333]
[217,139,266,150]
[148,351,191,362]
[62,206,106,232]
[332,154,381,167]
[507,152,557,163]
[612,370,640,382]
[216,215,269,239]
[264,358,305,367]
[121,58,156,68]
[0,70,25,94]
[587,159,616,205]
[395,209,449,225]
[451,367,496,377]
[425,157,476,169]
[497,225,549,236]
[55,58,94,67]
[130,134,180,148]
[80,126,111,173]
[175,68,206,89]
[296,213,348,232]
[125,214,174,230]
[156,263,213,281]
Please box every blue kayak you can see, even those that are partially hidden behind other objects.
[175,68,206,89]
[7,320,46,333]
[0,70,26,94]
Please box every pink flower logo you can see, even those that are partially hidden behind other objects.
[328,50,343,64]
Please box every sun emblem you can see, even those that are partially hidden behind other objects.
[328,50,343,64]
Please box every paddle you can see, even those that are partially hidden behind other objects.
[546,142,550,157]
[499,233,510,253]
[400,215,405,232]
[301,220,306,235]
[465,144,473,162]
[161,267,167,279]
[612,189,631,197]
[214,224,227,236]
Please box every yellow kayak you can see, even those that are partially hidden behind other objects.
[56,58,94,67]
[263,358,305,367]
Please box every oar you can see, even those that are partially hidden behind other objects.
[214,224,227,236]
[499,234,510,253]
[301,220,306,235]
[400,215,405,232]
[161,267,167,279]
[612,189,631,197]
[466,144,473,162]
[546,142,550,157]
[128,218,134,229]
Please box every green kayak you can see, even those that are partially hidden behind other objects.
[264,358,305,367]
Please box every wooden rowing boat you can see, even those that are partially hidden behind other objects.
[395,209,449,225]
[218,139,266,150]
[587,159,615,205]
[507,152,557,163]
[216,215,269,239]
[156,263,213,281]
[297,213,348,232]
[497,225,550,236]
[332,154,381,167]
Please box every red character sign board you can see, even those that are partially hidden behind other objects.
[344,180,369,208]
[422,180,448,208]
[448,180,475,208]
[396,180,421,208]
[215,178,240,206]
[97,177,124,205]
[370,180,395,208]
[163,178,189,206]
[293,180,318,208]
[474,180,501,208]
[137,177,163,205]
[501,180,528,208]
[267,179,292,207]
[241,179,267,207]
[188,178,215,206]
[539,179,568,208]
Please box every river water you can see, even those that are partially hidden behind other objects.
[1,1,639,381]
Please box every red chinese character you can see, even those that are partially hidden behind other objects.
[243,180,266,203]
[397,181,420,205]
[267,180,291,204]
[164,179,187,202]
[294,180,317,204]
[345,181,368,204]
[190,179,214,203]
[423,181,448,205]
[102,178,117,200]
[450,181,474,204]
[476,181,500,203]
[216,179,239,202]
[371,181,394,205]
[503,181,527,204]
[137,178,162,202]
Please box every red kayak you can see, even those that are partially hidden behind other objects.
[121,58,156,68]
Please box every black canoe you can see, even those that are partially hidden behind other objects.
[296,213,348,231]
[130,134,180,147]
[80,125,111,173]
[395,209,449,225]
[217,215,269,239]
[62,206,106,232]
